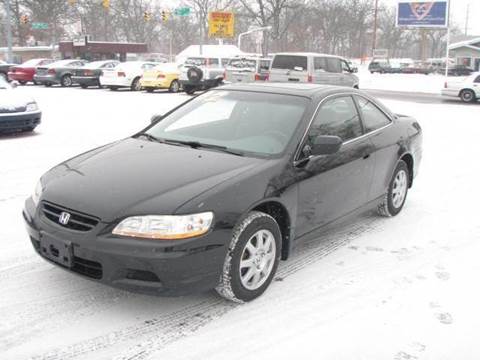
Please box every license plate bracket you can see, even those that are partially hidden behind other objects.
[40,236,73,268]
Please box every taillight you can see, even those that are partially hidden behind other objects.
[157,73,166,78]
[265,72,269,81]
[308,74,313,83]
[48,68,56,75]
[254,73,261,81]
[444,81,448,88]
[223,71,226,81]
[84,70,94,76]
[117,71,126,77]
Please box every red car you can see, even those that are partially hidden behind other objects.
[8,58,54,84]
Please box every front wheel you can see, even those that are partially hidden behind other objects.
[184,85,196,95]
[18,80,27,85]
[378,160,409,217]
[460,89,476,103]
[61,74,72,87]
[131,77,141,91]
[216,211,281,303]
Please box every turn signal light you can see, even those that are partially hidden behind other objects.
[157,73,166,78]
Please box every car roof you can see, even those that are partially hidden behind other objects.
[273,52,343,59]
[219,82,357,99]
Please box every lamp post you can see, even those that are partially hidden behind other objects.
[238,26,272,53]
[4,0,13,63]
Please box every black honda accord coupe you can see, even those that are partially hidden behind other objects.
[23,83,422,302]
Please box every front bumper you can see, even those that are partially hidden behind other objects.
[33,74,60,85]
[140,78,169,89]
[72,76,99,87]
[23,198,229,296]
[0,111,41,131]
[99,76,132,88]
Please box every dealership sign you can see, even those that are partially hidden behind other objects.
[396,1,448,28]
[208,11,235,38]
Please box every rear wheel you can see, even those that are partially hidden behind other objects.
[168,80,180,93]
[131,77,141,91]
[378,160,409,217]
[33,80,39,85]
[80,84,88,89]
[109,86,119,91]
[460,89,476,103]
[45,83,52,87]
[145,87,155,93]
[184,85,196,95]
[216,211,281,303]
[18,80,27,85]
[61,74,72,87]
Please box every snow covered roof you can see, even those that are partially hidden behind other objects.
[449,37,480,51]
[175,45,245,63]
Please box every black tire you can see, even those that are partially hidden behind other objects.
[131,77,141,91]
[60,74,72,87]
[168,80,180,93]
[184,85,196,95]
[145,87,155,93]
[460,89,476,103]
[45,83,52,87]
[187,67,203,83]
[80,84,88,89]
[18,80,27,85]
[109,86,119,91]
[216,211,282,303]
[33,80,39,85]
[378,160,409,217]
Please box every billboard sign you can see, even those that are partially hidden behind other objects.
[396,1,448,28]
[208,11,234,38]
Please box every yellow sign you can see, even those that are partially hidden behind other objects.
[208,11,234,38]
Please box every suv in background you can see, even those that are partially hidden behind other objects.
[224,57,271,83]
[268,52,359,88]
[179,56,231,94]
[368,60,391,74]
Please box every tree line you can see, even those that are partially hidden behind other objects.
[1,0,462,59]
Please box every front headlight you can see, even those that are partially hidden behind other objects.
[112,212,214,240]
[32,180,43,206]
[26,102,38,112]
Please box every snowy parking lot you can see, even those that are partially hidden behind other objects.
[1,85,480,360]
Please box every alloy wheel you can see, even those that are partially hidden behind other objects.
[392,170,408,209]
[239,229,276,290]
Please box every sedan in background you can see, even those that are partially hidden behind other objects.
[224,57,271,83]
[100,61,158,91]
[72,60,119,88]
[8,58,55,85]
[34,59,88,87]
[0,59,14,81]
[24,83,422,302]
[0,77,41,133]
[442,73,480,103]
[140,62,181,93]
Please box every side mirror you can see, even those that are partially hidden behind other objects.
[150,114,164,124]
[351,67,358,73]
[309,135,342,156]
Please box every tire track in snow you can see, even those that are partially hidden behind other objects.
[30,213,383,360]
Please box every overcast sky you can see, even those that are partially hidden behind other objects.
[384,0,479,35]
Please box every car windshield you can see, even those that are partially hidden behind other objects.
[228,59,257,69]
[185,57,207,66]
[22,59,43,66]
[145,90,309,157]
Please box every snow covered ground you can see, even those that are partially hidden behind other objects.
[1,85,479,360]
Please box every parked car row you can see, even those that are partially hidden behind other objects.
[369,60,476,77]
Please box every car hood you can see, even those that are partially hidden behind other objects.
[42,138,265,222]
[0,90,33,109]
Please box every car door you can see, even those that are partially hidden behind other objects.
[340,59,355,87]
[354,95,396,201]
[473,75,480,97]
[313,57,337,85]
[296,95,375,236]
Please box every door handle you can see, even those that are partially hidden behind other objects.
[363,154,371,159]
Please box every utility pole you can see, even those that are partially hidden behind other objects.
[4,0,13,63]
[372,0,379,58]
[464,3,470,36]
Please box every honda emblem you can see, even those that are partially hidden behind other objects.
[59,212,71,225]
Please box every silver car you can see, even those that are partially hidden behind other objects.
[224,57,271,83]
[269,52,359,88]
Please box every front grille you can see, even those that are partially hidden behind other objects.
[41,202,99,232]
[72,256,103,279]
[0,106,26,114]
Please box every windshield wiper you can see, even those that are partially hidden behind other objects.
[135,133,164,143]
[163,139,245,156]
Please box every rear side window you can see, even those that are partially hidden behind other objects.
[475,75,480,83]
[314,57,327,71]
[326,58,341,73]
[356,96,391,132]
[272,55,307,71]
[308,96,362,142]
[209,58,219,66]
[259,60,271,71]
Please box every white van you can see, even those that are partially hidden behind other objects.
[269,52,359,88]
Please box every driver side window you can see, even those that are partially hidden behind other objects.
[307,96,362,144]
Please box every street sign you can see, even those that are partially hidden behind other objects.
[373,48,389,59]
[396,1,448,28]
[208,11,234,38]
[31,22,48,30]
[174,7,191,16]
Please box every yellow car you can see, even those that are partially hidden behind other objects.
[140,62,181,93]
